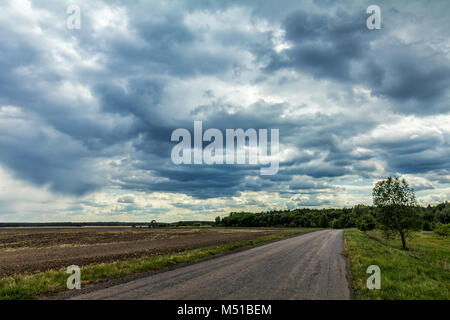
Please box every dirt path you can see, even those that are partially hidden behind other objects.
[71,230,351,300]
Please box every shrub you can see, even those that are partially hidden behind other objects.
[434,223,450,237]
[356,214,377,231]
[422,221,433,231]
[330,218,339,229]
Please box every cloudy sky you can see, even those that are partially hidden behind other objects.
[0,0,449,222]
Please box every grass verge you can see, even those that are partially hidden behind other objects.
[0,228,318,300]
[344,229,449,300]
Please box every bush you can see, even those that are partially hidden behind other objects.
[330,219,339,229]
[433,223,450,237]
[422,221,433,231]
[356,214,377,231]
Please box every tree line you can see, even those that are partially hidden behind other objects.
[216,177,450,249]
[216,202,449,229]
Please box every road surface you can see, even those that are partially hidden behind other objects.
[71,230,351,300]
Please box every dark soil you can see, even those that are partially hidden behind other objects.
[0,227,285,277]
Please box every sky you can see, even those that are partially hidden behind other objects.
[0,0,449,222]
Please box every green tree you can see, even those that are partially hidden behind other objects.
[215,216,221,225]
[434,223,450,237]
[373,177,421,250]
[350,204,370,226]
[437,202,450,224]
[422,220,433,231]
[318,214,329,228]
[356,214,377,231]
[330,218,341,229]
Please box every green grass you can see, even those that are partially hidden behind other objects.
[344,229,450,300]
[0,228,318,300]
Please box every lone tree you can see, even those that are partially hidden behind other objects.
[373,177,421,250]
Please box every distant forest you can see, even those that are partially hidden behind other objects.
[216,202,450,230]
[0,221,215,228]
[2,202,449,231]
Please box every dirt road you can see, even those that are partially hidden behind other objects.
[71,230,351,300]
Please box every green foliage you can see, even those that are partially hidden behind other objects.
[217,199,448,231]
[373,177,421,250]
[422,220,433,231]
[373,177,417,207]
[172,221,215,227]
[344,229,450,300]
[350,204,371,225]
[220,208,354,228]
[330,218,340,229]
[356,214,377,231]
[434,223,450,237]
[436,202,450,224]
[421,201,449,230]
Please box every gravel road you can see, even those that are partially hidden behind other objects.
[71,230,351,300]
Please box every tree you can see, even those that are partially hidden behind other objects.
[422,220,433,231]
[356,214,377,231]
[436,202,450,224]
[434,223,450,237]
[373,177,421,250]
[215,216,221,225]
[318,214,329,228]
[350,204,370,227]
[330,218,341,229]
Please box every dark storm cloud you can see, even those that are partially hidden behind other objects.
[266,6,450,115]
[383,148,450,175]
[266,8,376,81]
[289,179,329,190]
[368,44,450,114]
[0,0,449,206]
[0,114,104,195]
[110,101,381,197]
[116,159,277,199]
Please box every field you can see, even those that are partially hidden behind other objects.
[344,229,450,300]
[0,226,317,299]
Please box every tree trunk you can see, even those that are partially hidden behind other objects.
[400,231,407,250]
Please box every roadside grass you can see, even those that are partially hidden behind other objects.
[0,228,319,300]
[344,229,450,300]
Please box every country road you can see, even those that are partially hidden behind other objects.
[71,230,351,300]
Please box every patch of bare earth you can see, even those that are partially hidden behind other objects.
[0,227,286,277]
